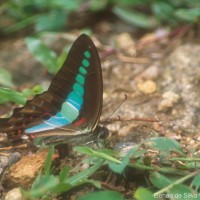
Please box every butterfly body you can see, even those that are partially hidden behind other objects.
[0,34,107,145]
[39,125,109,146]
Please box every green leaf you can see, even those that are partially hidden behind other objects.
[75,147,128,174]
[22,152,103,198]
[175,8,200,22]
[113,6,158,29]
[50,182,73,194]
[44,146,54,176]
[145,137,184,156]
[0,87,26,105]
[169,184,196,200]
[51,180,99,195]
[31,171,42,190]
[0,69,14,88]
[59,166,70,182]
[25,37,59,74]
[152,2,176,24]
[191,173,200,189]
[74,147,120,163]
[22,175,59,198]
[89,0,109,11]
[78,191,125,200]
[74,146,94,155]
[97,148,117,157]
[134,188,156,200]
[109,156,129,174]
[35,10,67,32]
[65,159,104,185]
[51,0,81,9]
[150,172,172,189]
[21,85,44,98]
[2,16,37,34]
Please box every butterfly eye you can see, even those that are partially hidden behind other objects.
[98,126,109,139]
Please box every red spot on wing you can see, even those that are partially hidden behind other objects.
[29,134,36,139]
[18,129,22,134]
[73,117,86,127]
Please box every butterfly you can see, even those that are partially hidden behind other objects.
[0,34,108,146]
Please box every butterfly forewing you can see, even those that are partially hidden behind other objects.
[0,34,103,140]
[48,34,102,132]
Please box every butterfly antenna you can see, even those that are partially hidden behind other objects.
[103,94,127,126]
[101,94,160,126]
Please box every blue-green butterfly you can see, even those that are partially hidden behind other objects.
[0,34,108,145]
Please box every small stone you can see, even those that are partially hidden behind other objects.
[158,91,180,111]
[0,156,9,168]
[7,152,21,167]
[5,188,25,200]
[0,152,21,170]
[115,33,136,56]
[137,80,157,94]
[5,150,49,188]
[139,65,159,80]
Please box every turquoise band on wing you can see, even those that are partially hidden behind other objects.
[25,50,91,133]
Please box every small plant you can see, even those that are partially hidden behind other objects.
[21,146,125,200]
[21,137,200,199]
[0,35,64,104]
[1,0,200,34]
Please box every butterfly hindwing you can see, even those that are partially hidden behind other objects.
[0,34,103,140]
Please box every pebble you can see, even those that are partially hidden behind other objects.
[114,33,136,56]
[7,152,21,167]
[139,65,159,80]
[0,156,9,169]
[0,152,21,170]
[5,188,25,200]
[137,80,157,94]
[158,91,180,111]
[5,150,49,188]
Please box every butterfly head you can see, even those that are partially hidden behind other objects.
[96,125,109,140]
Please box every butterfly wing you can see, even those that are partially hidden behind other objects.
[0,34,102,140]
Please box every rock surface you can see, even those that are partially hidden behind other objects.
[5,150,49,188]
